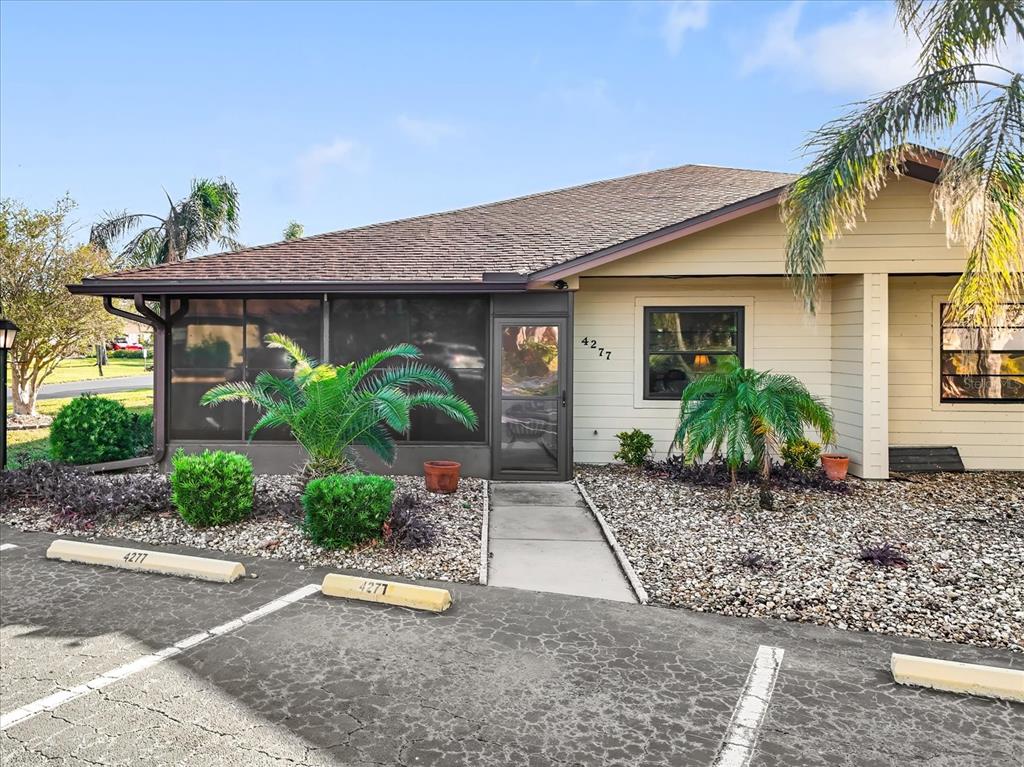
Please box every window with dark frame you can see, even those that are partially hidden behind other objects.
[939,303,1023,403]
[644,306,743,400]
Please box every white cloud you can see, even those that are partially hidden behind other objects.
[295,137,365,193]
[662,1,710,56]
[396,115,459,147]
[741,2,919,94]
[551,78,613,111]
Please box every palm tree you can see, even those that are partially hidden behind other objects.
[673,359,834,510]
[200,333,478,477]
[90,178,242,268]
[782,0,1023,329]
[282,221,304,241]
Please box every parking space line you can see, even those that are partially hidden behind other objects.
[0,544,20,552]
[713,645,785,767]
[0,582,321,731]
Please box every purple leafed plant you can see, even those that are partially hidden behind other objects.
[858,542,910,568]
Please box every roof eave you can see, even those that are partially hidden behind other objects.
[67,276,530,298]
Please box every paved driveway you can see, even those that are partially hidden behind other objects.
[1,525,1021,766]
[6,375,152,402]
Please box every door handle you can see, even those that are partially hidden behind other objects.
[561,389,567,408]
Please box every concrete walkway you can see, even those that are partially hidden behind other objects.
[488,481,636,602]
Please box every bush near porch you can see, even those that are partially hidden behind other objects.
[5,389,153,469]
[0,465,485,585]
[577,463,1023,652]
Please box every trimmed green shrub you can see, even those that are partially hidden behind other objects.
[109,349,147,359]
[130,409,154,455]
[614,429,655,467]
[170,449,253,527]
[781,437,821,473]
[50,395,137,465]
[302,474,395,549]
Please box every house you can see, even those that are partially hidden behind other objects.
[69,155,1024,479]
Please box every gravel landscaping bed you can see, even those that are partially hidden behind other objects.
[577,464,1023,652]
[2,472,485,584]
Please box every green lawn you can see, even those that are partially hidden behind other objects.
[10,356,153,386]
[5,388,154,469]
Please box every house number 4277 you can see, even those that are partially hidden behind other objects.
[580,337,611,360]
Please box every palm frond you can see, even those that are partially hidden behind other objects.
[347,344,422,386]
[362,361,454,393]
[200,381,269,408]
[938,72,1024,326]
[781,65,984,312]
[372,386,413,433]
[253,370,305,408]
[263,333,317,372]
[89,211,162,253]
[897,0,1024,71]
[247,410,292,440]
[407,391,479,429]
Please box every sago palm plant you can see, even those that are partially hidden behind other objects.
[672,359,834,509]
[783,0,1023,329]
[200,334,478,477]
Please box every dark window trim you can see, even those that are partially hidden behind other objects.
[939,302,1023,404]
[643,305,745,401]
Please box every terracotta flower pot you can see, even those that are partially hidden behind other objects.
[424,460,461,494]
[820,453,850,481]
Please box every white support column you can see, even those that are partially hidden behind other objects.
[861,274,889,478]
[830,274,889,478]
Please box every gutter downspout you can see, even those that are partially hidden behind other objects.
[94,295,187,473]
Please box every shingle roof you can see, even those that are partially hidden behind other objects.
[88,164,796,285]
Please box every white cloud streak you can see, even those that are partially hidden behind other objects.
[396,115,459,147]
[740,2,919,94]
[295,137,365,193]
[662,1,710,56]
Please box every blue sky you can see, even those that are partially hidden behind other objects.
[0,1,984,249]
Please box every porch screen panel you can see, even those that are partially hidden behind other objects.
[644,307,743,399]
[940,303,1024,402]
[244,299,322,441]
[330,297,487,443]
[169,299,245,440]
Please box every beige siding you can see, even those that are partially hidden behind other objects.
[582,178,964,278]
[829,274,889,478]
[573,277,831,464]
[889,276,1024,471]
[830,276,865,469]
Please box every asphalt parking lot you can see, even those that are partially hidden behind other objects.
[1,525,1021,766]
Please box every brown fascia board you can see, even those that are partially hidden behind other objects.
[67,277,530,297]
[527,187,784,285]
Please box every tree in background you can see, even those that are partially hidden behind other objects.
[783,0,1023,329]
[0,196,122,415]
[90,177,241,268]
[282,220,304,240]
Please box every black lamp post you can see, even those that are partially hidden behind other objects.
[0,317,19,471]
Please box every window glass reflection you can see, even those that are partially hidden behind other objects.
[500,325,559,396]
[246,299,321,369]
[500,400,558,472]
[329,296,487,442]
